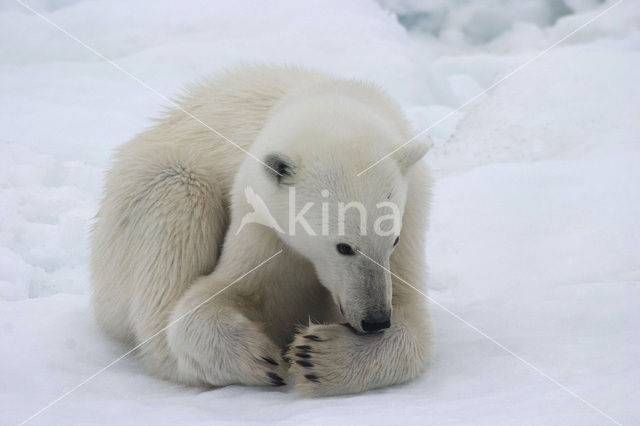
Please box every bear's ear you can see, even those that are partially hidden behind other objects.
[393,139,431,172]
[264,153,295,185]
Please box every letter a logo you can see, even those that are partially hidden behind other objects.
[236,186,284,235]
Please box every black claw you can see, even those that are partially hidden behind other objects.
[304,334,322,341]
[296,360,313,368]
[295,345,312,351]
[295,352,311,359]
[305,374,319,383]
[267,372,284,382]
[267,372,286,386]
[261,356,278,366]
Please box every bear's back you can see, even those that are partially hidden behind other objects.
[105,65,410,211]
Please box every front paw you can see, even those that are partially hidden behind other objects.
[285,323,382,397]
[237,335,290,388]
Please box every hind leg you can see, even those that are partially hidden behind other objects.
[91,158,228,383]
[91,280,134,344]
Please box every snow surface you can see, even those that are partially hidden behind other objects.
[1,0,639,424]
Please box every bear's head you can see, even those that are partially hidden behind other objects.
[240,93,429,334]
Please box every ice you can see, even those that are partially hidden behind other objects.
[1,0,639,424]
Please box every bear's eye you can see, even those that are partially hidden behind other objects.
[336,243,355,255]
[393,236,399,247]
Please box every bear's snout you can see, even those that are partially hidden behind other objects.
[361,311,391,333]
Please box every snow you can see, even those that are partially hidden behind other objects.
[1,0,639,424]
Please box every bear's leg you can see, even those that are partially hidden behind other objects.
[91,159,230,384]
[166,274,289,387]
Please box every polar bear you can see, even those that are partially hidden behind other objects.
[91,65,433,397]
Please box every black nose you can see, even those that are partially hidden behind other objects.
[361,313,391,333]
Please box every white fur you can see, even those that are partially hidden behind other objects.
[91,65,433,396]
